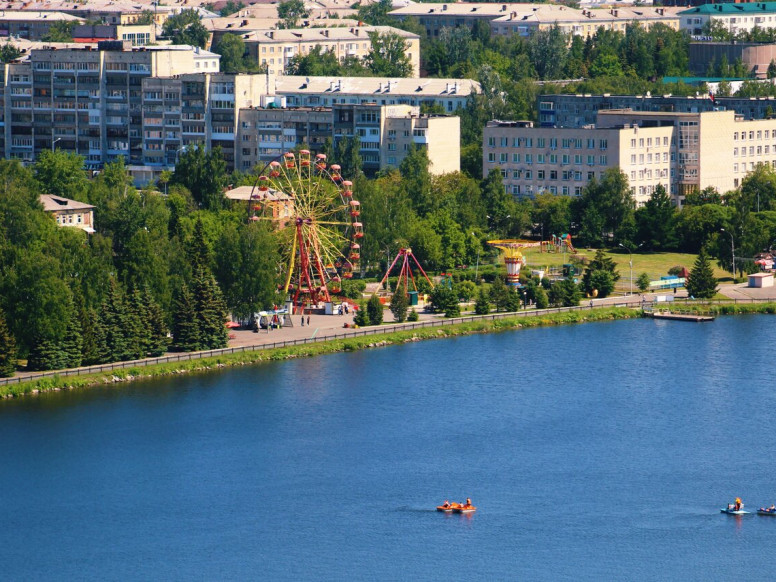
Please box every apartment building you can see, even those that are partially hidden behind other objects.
[236,106,332,171]
[537,93,776,128]
[389,2,681,38]
[138,73,268,177]
[236,103,459,176]
[680,2,776,36]
[483,118,673,204]
[484,109,776,205]
[0,42,219,166]
[332,103,459,174]
[275,76,478,113]
[241,26,421,77]
[0,11,83,40]
[71,23,157,46]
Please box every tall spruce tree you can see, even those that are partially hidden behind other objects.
[80,308,105,366]
[192,267,228,350]
[172,283,201,351]
[126,287,152,359]
[0,309,17,377]
[685,247,718,299]
[98,279,131,363]
[144,287,169,357]
[389,284,409,323]
[61,306,83,368]
[27,333,67,371]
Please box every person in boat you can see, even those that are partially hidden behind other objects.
[442,500,451,509]
[465,498,472,508]
[770,504,775,511]
[734,498,742,511]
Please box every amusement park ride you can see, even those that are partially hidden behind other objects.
[379,247,434,295]
[487,240,541,286]
[247,150,363,313]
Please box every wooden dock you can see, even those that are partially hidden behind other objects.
[646,311,715,322]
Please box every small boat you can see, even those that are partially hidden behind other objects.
[436,504,454,513]
[453,505,477,514]
[721,508,750,515]
[757,508,776,516]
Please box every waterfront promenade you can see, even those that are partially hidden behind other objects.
[2,282,775,388]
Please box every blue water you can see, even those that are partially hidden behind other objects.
[2,316,776,581]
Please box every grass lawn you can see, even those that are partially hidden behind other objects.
[516,247,730,293]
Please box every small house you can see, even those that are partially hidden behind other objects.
[40,195,95,233]
[748,273,774,288]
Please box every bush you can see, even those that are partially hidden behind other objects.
[474,289,491,315]
[535,287,549,309]
[353,301,369,326]
[667,266,684,276]
[367,294,384,325]
[407,309,419,321]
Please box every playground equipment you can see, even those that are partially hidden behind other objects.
[487,240,542,286]
[541,234,577,254]
[248,150,363,312]
[379,247,434,296]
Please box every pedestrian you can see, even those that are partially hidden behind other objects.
[301,316,304,327]
[589,300,593,308]
[307,315,310,326]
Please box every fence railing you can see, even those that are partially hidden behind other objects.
[2,296,774,386]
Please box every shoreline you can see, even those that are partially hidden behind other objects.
[3,303,774,400]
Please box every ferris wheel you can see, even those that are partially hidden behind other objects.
[249,150,363,311]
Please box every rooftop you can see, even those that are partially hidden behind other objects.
[679,2,776,15]
[40,194,94,212]
[240,25,419,43]
[275,75,480,97]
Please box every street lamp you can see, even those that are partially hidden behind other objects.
[51,137,61,152]
[721,228,736,281]
[619,243,634,296]
[472,233,480,281]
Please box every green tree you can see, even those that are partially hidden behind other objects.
[489,277,510,311]
[214,222,279,321]
[581,248,620,298]
[474,288,491,315]
[286,46,354,76]
[528,25,568,80]
[61,306,83,368]
[98,279,132,363]
[636,272,651,293]
[534,286,549,309]
[364,31,413,77]
[172,145,228,210]
[548,278,582,307]
[769,59,776,80]
[0,43,22,63]
[34,149,90,201]
[277,0,308,29]
[685,247,718,299]
[214,33,259,73]
[0,309,16,377]
[354,301,369,326]
[390,285,409,323]
[574,168,635,247]
[635,185,678,251]
[162,9,209,48]
[358,0,393,26]
[171,283,201,351]
[367,294,384,325]
[42,21,75,42]
[27,333,67,371]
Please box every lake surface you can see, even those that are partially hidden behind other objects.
[2,316,776,581]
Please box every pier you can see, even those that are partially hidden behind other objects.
[646,311,715,323]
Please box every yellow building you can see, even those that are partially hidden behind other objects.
[241,25,421,77]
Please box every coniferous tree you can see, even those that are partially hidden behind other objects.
[367,294,384,326]
[582,249,620,298]
[353,300,369,326]
[172,283,201,351]
[390,285,409,323]
[126,287,151,359]
[98,279,131,363]
[27,333,66,371]
[80,308,105,366]
[192,267,229,350]
[143,287,169,357]
[474,288,491,315]
[0,309,17,377]
[61,306,83,368]
[685,247,718,299]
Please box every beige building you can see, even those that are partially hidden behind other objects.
[72,23,157,46]
[241,25,421,77]
[40,194,95,233]
[275,75,478,113]
[0,11,83,40]
[484,108,776,205]
[389,3,681,38]
[680,3,776,37]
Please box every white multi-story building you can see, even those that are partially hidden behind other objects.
[484,109,776,205]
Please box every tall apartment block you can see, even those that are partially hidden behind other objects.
[1,41,220,167]
[236,103,460,176]
[484,109,776,205]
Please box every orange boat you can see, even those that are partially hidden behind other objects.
[437,501,476,513]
